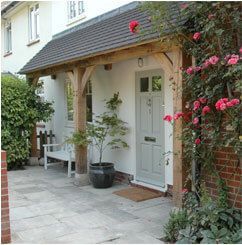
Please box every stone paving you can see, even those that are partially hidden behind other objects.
[8,165,173,244]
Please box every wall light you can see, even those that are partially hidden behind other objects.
[138,57,143,67]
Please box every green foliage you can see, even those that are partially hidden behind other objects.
[164,192,242,244]
[87,92,129,163]
[65,130,90,147]
[1,75,54,169]
[163,209,188,243]
[64,93,129,163]
[178,192,242,244]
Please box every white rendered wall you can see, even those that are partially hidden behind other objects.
[90,55,174,185]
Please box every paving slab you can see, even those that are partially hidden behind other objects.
[8,165,173,244]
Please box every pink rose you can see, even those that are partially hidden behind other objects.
[208,55,219,65]
[215,98,228,111]
[195,138,201,145]
[224,54,231,61]
[129,20,139,34]
[202,59,211,69]
[186,67,194,75]
[195,66,202,72]
[226,102,233,108]
[180,3,188,9]
[227,57,239,65]
[174,112,184,120]
[163,115,173,122]
[240,47,242,54]
[208,14,215,20]
[193,117,199,125]
[222,98,229,103]
[202,106,211,115]
[199,97,207,104]
[181,188,188,194]
[230,98,240,106]
[193,32,201,41]
[193,100,201,111]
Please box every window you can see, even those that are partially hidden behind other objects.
[29,4,39,41]
[67,1,84,21]
[4,22,12,53]
[65,80,92,123]
[36,80,45,103]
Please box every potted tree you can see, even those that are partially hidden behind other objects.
[66,93,129,188]
[88,92,129,188]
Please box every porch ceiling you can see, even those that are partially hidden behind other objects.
[19,2,185,76]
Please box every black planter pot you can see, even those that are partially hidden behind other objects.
[89,162,115,188]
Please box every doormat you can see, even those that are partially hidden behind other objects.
[113,187,162,202]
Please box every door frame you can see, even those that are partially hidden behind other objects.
[135,68,166,188]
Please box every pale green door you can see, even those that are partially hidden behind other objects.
[136,69,165,187]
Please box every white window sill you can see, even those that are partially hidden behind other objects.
[27,38,40,47]
[3,51,12,57]
[67,13,86,26]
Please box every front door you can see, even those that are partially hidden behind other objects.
[136,69,165,187]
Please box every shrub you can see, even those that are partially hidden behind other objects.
[164,192,242,244]
[163,209,188,243]
[1,75,54,169]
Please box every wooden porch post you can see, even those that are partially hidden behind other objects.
[68,66,95,184]
[27,76,39,163]
[172,48,192,207]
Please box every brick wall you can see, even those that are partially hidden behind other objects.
[203,147,241,209]
[1,151,11,244]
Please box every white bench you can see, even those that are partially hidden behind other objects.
[43,143,93,177]
[43,143,75,177]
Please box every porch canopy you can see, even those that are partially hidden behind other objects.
[20,2,190,206]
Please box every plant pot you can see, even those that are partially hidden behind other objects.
[89,162,115,188]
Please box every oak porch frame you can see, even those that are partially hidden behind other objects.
[26,41,191,206]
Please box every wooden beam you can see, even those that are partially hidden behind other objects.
[172,48,192,207]
[71,67,87,175]
[80,66,95,95]
[26,41,175,78]
[66,71,74,82]
[153,53,173,75]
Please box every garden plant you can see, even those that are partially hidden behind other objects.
[1,75,54,169]
[130,1,241,243]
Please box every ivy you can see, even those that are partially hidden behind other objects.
[1,75,54,169]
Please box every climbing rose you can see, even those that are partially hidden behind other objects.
[226,102,233,108]
[193,100,201,111]
[193,32,201,41]
[195,66,202,72]
[195,138,201,145]
[240,47,242,54]
[180,3,188,9]
[193,117,199,125]
[215,98,228,111]
[163,115,173,122]
[174,112,184,120]
[199,97,207,104]
[230,98,240,106]
[208,55,219,65]
[202,59,211,69]
[181,188,188,194]
[186,67,194,75]
[208,14,215,19]
[202,106,211,115]
[227,55,239,65]
[129,20,139,33]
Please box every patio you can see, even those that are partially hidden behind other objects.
[8,165,173,244]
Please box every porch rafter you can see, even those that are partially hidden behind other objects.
[25,41,176,78]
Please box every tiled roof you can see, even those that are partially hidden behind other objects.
[1,1,19,14]
[20,2,185,74]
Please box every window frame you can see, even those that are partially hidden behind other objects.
[4,21,12,54]
[65,79,92,127]
[67,1,85,25]
[28,3,40,43]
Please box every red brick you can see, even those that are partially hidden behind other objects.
[1,189,8,195]
[1,151,7,161]
[1,169,7,175]
[1,161,7,168]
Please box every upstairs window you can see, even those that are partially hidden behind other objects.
[29,4,39,41]
[4,22,12,54]
[67,1,84,21]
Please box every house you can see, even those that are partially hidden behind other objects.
[2,1,190,206]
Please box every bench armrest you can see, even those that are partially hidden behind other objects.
[43,144,61,147]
